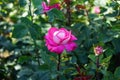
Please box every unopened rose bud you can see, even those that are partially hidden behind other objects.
[94,46,103,56]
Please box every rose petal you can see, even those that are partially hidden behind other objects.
[70,35,77,41]
[42,2,50,12]
[49,3,61,10]
[61,31,71,44]
[48,27,58,37]
[45,36,58,46]
[53,35,61,44]
[59,28,71,44]
[65,42,77,51]
[51,45,65,54]
[59,28,69,36]
[56,31,65,39]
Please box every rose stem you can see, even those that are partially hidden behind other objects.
[96,56,100,80]
[57,54,61,80]
[29,0,40,66]
[66,0,71,26]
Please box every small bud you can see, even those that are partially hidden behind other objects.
[94,46,103,56]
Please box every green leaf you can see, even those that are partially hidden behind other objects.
[102,71,116,80]
[32,0,42,8]
[31,71,50,80]
[19,0,27,7]
[101,55,112,63]
[21,17,33,26]
[114,67,120,79]
[49,0,59,5]
[34,5,43,14]
[39,64,50,71]
[47,8,65,22]
[28,25,40,40]
[112,38,120,53]
[12,24,28,38]
[20,17,41,40]
[18,68,33,77]
[18,56,33,64]
[88,54,96,62]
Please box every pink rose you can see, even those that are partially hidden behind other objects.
[44,27,77,54]
[93,6,100,14]
[42,1,61,13]
[94,46,103,56]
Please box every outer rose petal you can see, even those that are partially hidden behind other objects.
[59,28,69,36]
[50,45,65,54]
[48,27,58,38]
[49,3,61,10]
[65,42,77,51]
[70,35,77,41]
[59,28,71,44]
[42,2,50,13]
[45,32,58,46]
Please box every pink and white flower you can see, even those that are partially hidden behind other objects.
[44,27,77,54]
[42,1,60,13]
[94,46,103,56]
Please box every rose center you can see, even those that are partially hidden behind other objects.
[53,31,65,44]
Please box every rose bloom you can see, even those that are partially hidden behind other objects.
[94,46,103,56]
[44,27,77,54]
[93,6,100,14]
[42,1,61,13]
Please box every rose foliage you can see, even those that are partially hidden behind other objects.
[0,0,120,80]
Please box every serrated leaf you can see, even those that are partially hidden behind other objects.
[88,54,96,62]
[39,64,50,70]
[32,0,42,8]
[18,56,33,64]
[47,8,65,22]
[17,68,33,77]
[12,24,28,38]
[101,55,112,63]
[21,17,32,26]
[31,71,50,80]
[20,17,41,40]
[34,5,43,14]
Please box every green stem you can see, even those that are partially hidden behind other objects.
[66,0,71,26]
[29,0,40,66]
[96,56,100,80]
[29,0,33,22]
[57,54,61,80]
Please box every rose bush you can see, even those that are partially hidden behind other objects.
[44,27,77,54]
[0,0,120,80]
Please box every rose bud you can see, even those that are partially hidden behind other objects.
[94,46,103,56]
